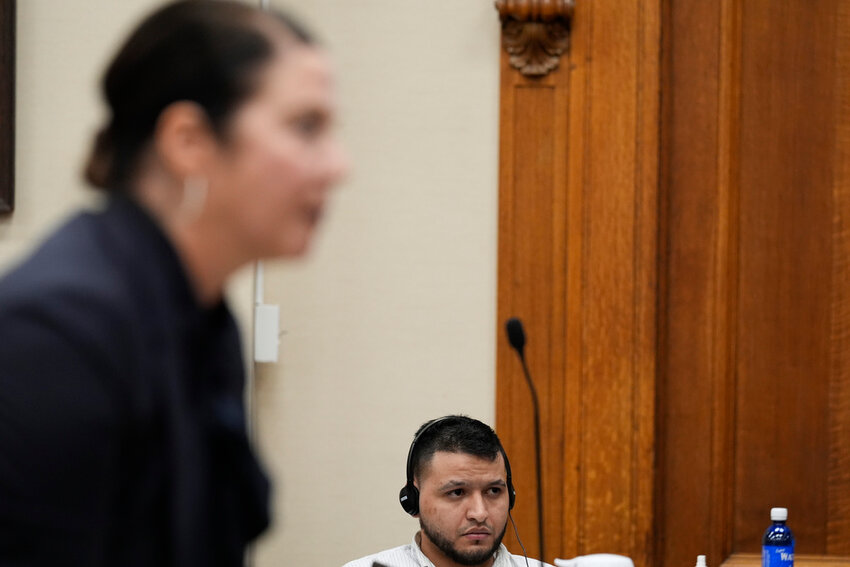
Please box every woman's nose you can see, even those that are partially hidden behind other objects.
[325,138,351,185]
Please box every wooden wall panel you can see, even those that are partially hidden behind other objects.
[496,1,659,565]
[734,0,836,553]
[660,0,850,566]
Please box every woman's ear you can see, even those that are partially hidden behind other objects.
[152,101,217,177]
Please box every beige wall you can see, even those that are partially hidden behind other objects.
[3,2,501,566]
[254,2,500,565]
[0,1,158,268]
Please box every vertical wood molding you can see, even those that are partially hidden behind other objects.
[496,1,660,565]
[633,1,660,564]
[734,0,835,552]
[656,0,748,563]
[711,0,742,561]
[828,0,850,554]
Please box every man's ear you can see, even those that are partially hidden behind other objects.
[153,101,216,177]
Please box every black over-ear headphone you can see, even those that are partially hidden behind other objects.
[398,417,516,516]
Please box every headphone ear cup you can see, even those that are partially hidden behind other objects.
[502,447,516,510]
[399,483,420,516]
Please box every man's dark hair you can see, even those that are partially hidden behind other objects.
[409,415,506,481]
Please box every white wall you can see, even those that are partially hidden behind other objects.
[252,2,501,566]
[2,2,501,566]
[0,1,159,268]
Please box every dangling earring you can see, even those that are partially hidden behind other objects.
[180,175,208,222]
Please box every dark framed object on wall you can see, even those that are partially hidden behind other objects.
[0,0,14,213]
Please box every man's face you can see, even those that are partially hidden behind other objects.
[416,451,510,567]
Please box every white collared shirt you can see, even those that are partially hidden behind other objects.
[342,533,553,567]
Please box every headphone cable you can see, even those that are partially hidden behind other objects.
[509,511,531,567]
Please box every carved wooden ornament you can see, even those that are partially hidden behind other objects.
[495,0,574,77]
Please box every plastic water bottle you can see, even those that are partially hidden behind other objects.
[695,555,707,567]
[762,507,794,567]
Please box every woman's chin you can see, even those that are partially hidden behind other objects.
[272,233,315,260]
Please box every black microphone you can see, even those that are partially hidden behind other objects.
[504,317,545,564]
[506,317,526,356]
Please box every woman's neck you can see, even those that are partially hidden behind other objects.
[131,172,246,307]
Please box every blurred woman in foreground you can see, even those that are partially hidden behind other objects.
[0,1,348,565]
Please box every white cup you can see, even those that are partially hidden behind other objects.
[554,554,635,567]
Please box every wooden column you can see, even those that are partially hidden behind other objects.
[495,1,660,565]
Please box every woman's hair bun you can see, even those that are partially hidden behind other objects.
[83,124,115,190]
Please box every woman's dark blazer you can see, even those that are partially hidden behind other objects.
[0,197,269,566]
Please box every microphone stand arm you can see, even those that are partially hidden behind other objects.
[518,352,545,562]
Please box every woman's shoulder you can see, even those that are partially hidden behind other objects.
[0,210,150,369]
[0,212,158,423]
[1,211,134,313]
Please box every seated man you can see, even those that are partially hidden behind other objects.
[343,415,552,567]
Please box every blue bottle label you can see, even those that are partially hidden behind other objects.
[762,545,794,567]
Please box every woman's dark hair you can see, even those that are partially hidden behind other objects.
[84,0,314,191]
